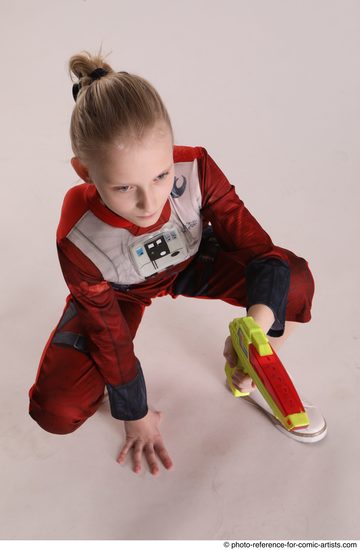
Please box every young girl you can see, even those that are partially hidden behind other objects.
[29,50,327,477]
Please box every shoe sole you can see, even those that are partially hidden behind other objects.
[242,395,328,443]
[225,382,328,443]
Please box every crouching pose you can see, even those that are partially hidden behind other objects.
[29,50,327,477]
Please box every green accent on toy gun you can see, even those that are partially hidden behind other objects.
[224,316,309,431]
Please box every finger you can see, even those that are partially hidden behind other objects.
[132,441,144,474]
[223,336,238,365]
[223,336,235,356]
[232,374,253,393]
[239,380,255,393]
[144,444,160,476]
[117,439,134,464]
[232,372,248,386]
[154,441,174,470]
[223,349,238,367]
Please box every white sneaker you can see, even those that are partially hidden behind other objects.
[226,382,328,443]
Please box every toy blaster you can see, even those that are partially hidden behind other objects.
[224,316,309,431]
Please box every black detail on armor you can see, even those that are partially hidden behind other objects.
[51,301,90,353]
[57,300,78,331]
[110,282,132,292]
[52,331,89,354]
[145,236,171,269]
[171,175,187,198]
[107,362,148,421]
[172,226,220,296]
[245,258,290,338]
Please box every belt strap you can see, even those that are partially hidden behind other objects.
[52,331,89,354]
[57,301,78,331]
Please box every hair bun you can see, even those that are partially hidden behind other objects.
[69,49,113,101]
[72,66,109,101]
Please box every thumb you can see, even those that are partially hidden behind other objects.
[223,336,238,367]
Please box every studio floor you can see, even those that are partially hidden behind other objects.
[1,0,359,542]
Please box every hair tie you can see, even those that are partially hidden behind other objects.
[72,68,108,102]
[72,83,80,101]
[90,68,108,80]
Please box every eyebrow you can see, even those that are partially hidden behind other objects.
[111,163,173,187]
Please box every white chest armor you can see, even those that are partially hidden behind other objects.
[67,159,203,285]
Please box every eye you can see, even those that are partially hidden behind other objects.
[114,185,132,192]
[155,171,169,182]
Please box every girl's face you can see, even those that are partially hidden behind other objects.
[86,126,175,228]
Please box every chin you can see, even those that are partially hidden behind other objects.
[135,216,159,228]
[133,211,161,227]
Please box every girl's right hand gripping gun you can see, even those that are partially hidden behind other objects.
[224,316,309,431]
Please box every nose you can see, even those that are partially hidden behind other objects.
[136,189,156,214]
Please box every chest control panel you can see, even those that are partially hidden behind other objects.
[129,224,190,278]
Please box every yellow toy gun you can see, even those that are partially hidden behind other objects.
[225,316,309,431]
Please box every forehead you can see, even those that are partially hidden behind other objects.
[98,130,174,184]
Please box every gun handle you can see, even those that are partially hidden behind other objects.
[224,361,250,397]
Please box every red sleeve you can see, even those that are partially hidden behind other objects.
[197,147,288,265]
[57,237,138,386]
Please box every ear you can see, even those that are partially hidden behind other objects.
[71,157,93,183]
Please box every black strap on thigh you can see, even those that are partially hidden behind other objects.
[57,300,78,331]
[52,331,89,354]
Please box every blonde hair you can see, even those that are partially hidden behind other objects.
[68,48,174,162]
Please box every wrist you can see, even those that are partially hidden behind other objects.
[124,410,149,423]
[247,304,275,335]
